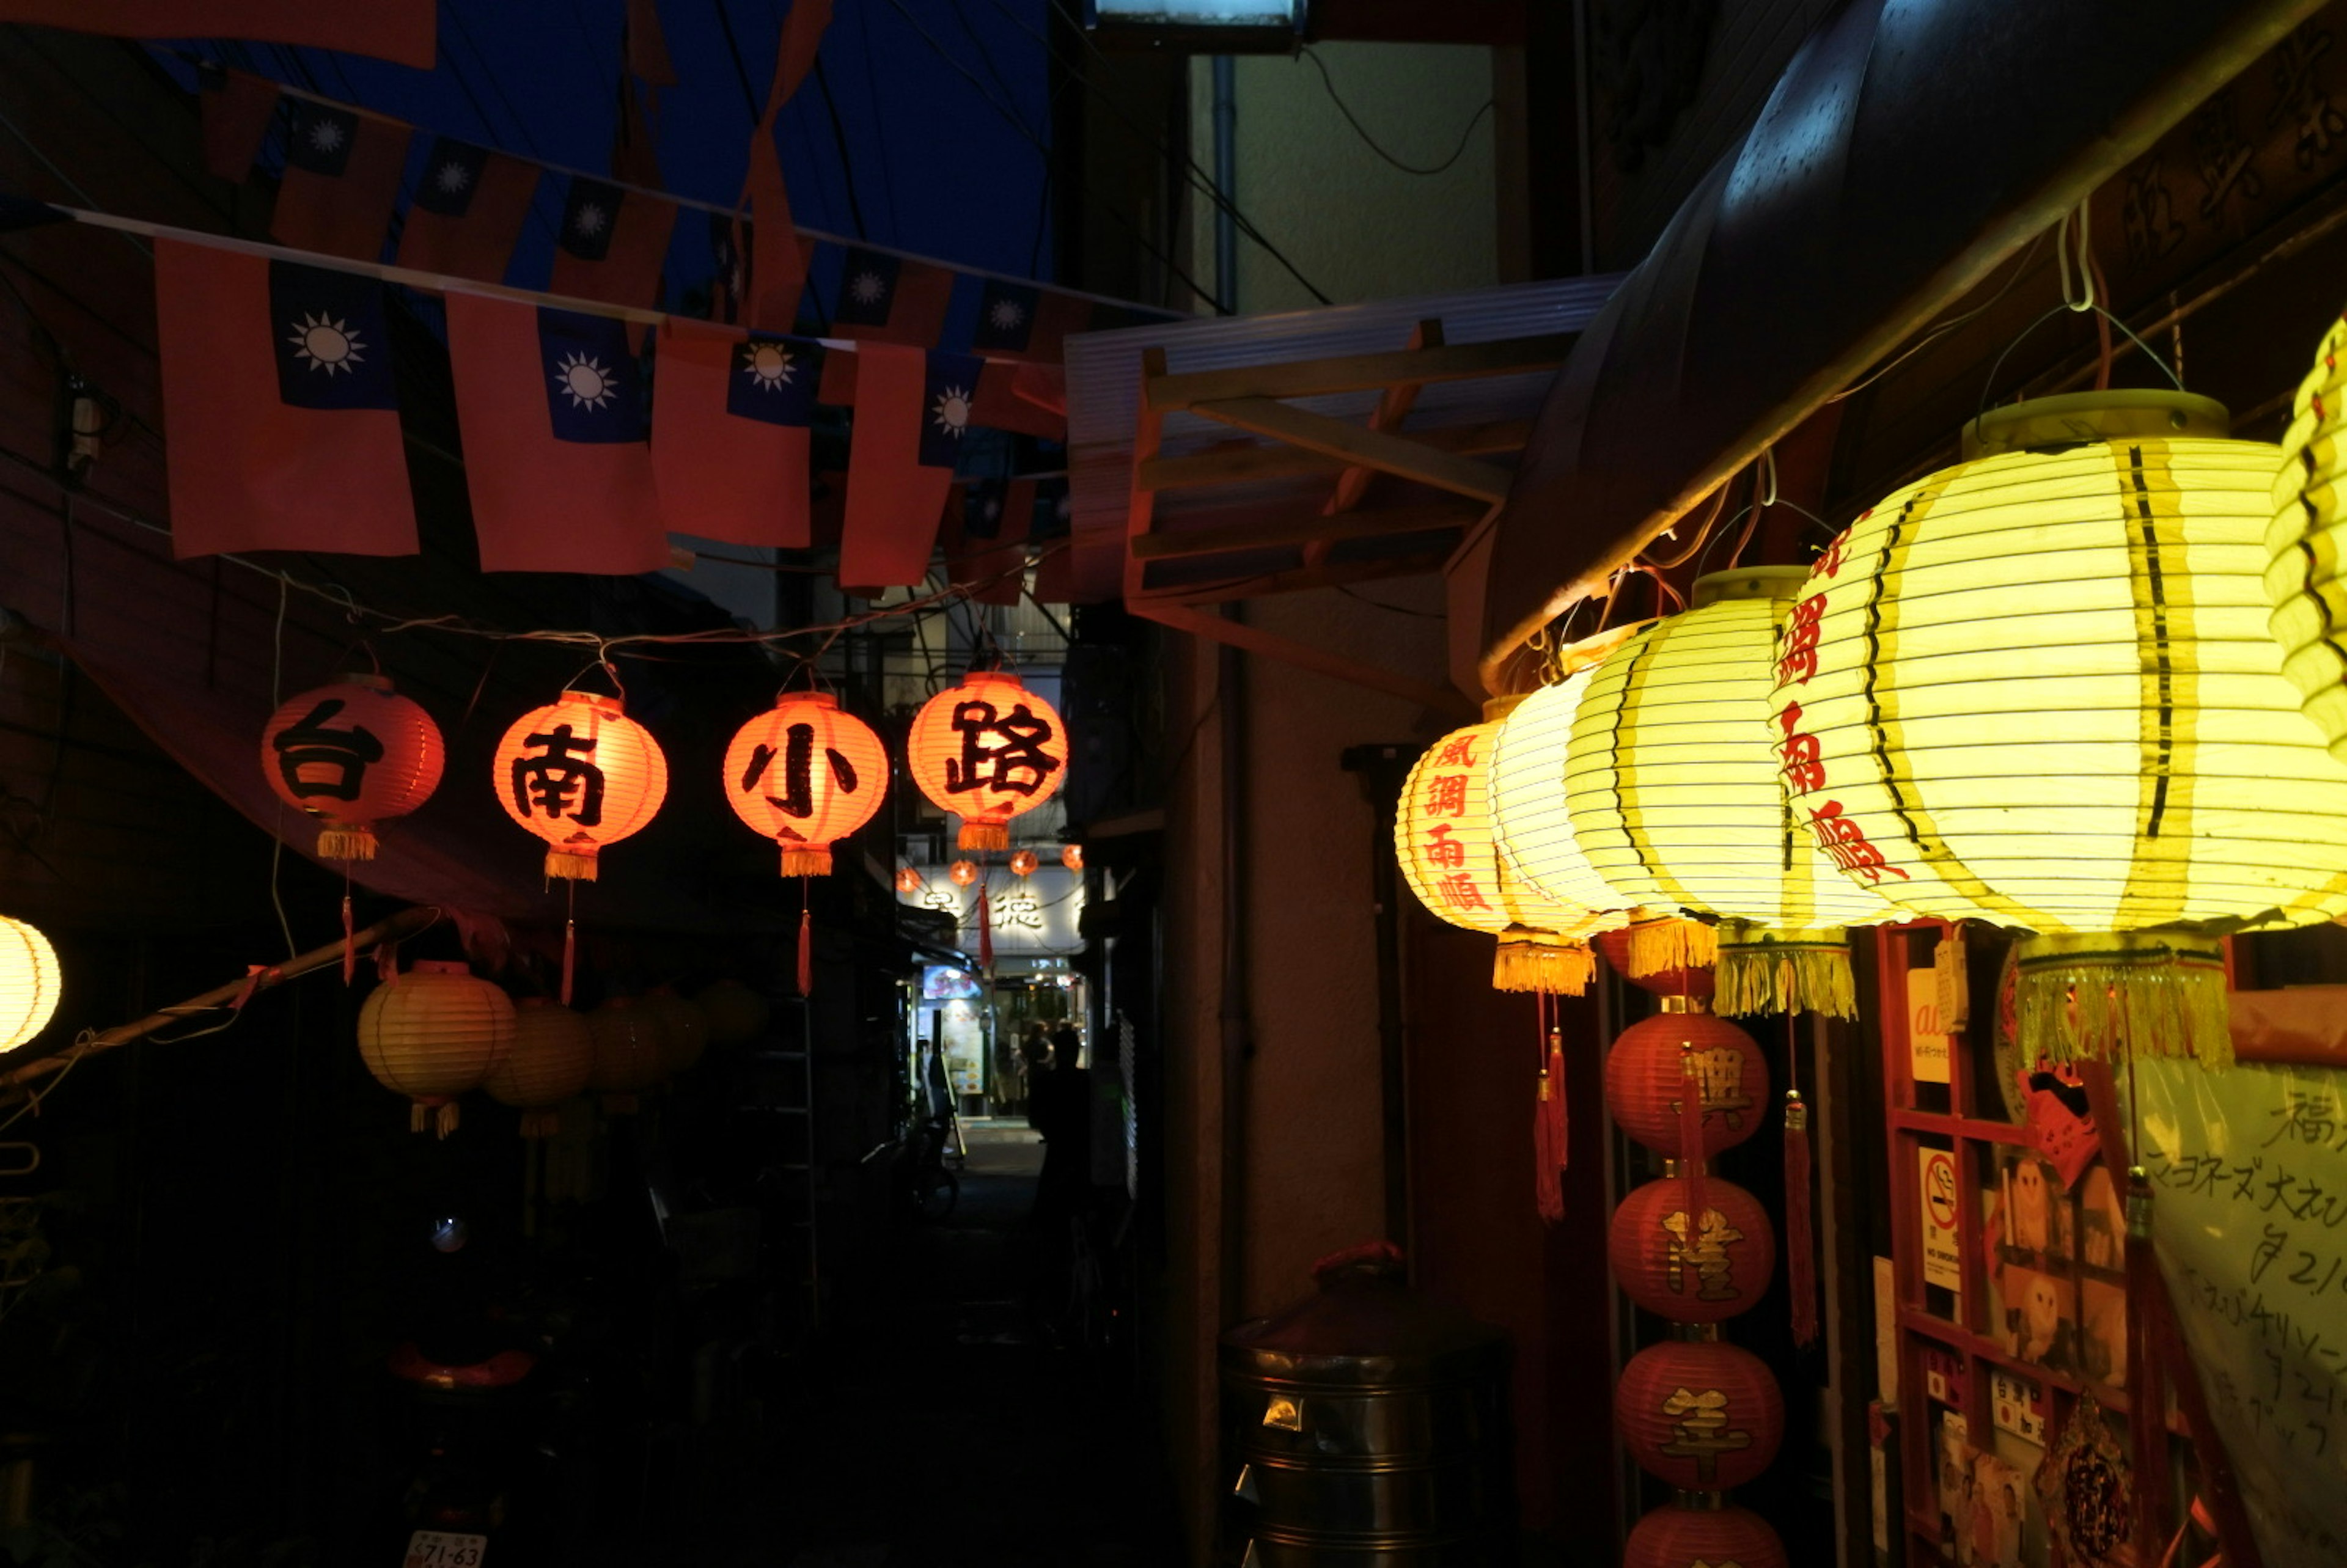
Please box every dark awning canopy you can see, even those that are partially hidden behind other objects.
[1461,0,2322,693]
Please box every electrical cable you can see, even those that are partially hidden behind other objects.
[1298,47,1494,177]
[1826,232,2045,405]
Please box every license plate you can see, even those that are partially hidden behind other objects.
[403,1531,487,1568]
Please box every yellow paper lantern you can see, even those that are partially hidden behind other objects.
[586,997,667,1113]
[358,960,516,1137]
[1779,392,2347,1065]
[0,915,61,1052]
[696,978,771,1046]
[485,997,594,1137]
[2267,315,2347,756]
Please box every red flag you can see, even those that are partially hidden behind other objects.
[652,320,816,550]
[398,136,540,284]
[946,476,1033,607]
[968,277,1096,364]
[444,293,669,575]
[840,345,979,589]
[273,98,410,261]
[547,174,677,307]
[0,2,433,66]
[829,246,955,346]
[972,360,1065,441]
[198,67,279,182]
[153,236,416,559]
[741,121,808,331]
[771,0,834,111]
[625,0,677,86]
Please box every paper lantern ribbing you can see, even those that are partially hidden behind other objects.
[1623,1503,1787,1568]
[907,670,1067,851]
[1615,1338,1785,1492]
[494,691,668,881]
[0,915,61,1052]
[696,978,771,1046]
[1610,1175,1777,1323]
[261,675,445,860]
[1604,1010,1768,1158]
[721,692,888,877]
[2268,315,2347,757]
[1779,393,2347,1066]
[357,961,516,1137]
[485,998,593,1137]
[586,997,667,1113]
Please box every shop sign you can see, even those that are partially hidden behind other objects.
[1920,1145,1964,1294]
[1907,965,1951,1084]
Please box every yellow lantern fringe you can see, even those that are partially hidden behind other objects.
[780,845,833,877]
[958,821,1009,852]
[2014,933,2233,1070]
[1493,931,1596,995]
[1623,917,1717,978]
[520,1107,560,1138]
[409,1101,461,1138]
[1714,922,1857,1019]
[546,849,599,881]
[317,826,378,861]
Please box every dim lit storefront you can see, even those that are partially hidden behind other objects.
[898,860,1089,1119]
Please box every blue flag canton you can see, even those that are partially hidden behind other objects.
[971,280,1040,354]
[270,260,397,412]
[286,101,360,177]
[963,478,1008,540]
[1030,477,1071,540]
[919,352,985,470]
[537,309,647,444]
[833,249,901,327]
[559,177,625,262]
[724,334,821,427]
[414,137,490,218]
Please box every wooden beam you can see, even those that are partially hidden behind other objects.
[1162,550,1455,603]
[1131,499,1483,560]
[1129,598,1475,719]
[1326,320,1441,519]
[1144,333,1573,413]
[1139,418,1530,492]
[1191,397,1516,504]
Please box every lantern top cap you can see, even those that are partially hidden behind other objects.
[955,668,1026,689]
[1962,390,2231,460]
[336,672,395,693]
[555,689,626,715]
[776,690,839,709]
[1692,565,1810,608]
[410,960,469,976]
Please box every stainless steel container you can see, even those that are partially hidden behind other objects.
[1221,1245,1513,1565]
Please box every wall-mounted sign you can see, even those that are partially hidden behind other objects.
[900,864,1084,955]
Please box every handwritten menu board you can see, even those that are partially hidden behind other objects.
[2137,1058,2347,1567]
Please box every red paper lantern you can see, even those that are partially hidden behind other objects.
[586,996,667,1113]
[261,674,444,860]
[485,997,593,1137]
[895,866,925,894]
[1596,923,1717,1002]
[1617,1338,1785,1491]
[493,691,667,881]
[1009,848,1039,877]
[357,960,515,1137]
[1062,844,1084,871]
[721,692,889,876]
[949,860,979,887]
[1610,1176,1777,1322]
[1623,1503,1787,1568]
[906,670,1067,851]
[1605,1011,1769,1158]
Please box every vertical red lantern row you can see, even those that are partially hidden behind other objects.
[1605,992,1790,1563]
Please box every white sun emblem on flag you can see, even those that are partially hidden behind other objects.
[739,342,796,390]
[848,270,887,307]
[434,160,472,195]
[573,202,608,239]
[986,297,1027,333]
[554,352,619,410]
[931,385,972,438]
[286,312,364,375]
[307,118,346,156]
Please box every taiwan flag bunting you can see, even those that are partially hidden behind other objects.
[197,67,279,183]
[969,279,1094,364]
[444,294,669,575]
[272,98,411,262]
[972,359,1066,441]
[1029,477,1076,604]
[0,2,436,67]
[548,174,677,307]
[768,0,834,112]
[652,320,819,550]
[740,120,809,331]
[840,345,979,590]
[399,135,540,284]
[153,237,417,560]
[952,475,1033,607]
[829,246,953,346]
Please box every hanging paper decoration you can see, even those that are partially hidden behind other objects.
[1622,1502,1787,1568]
[493,691,669,881]
[356,959,516,1137]
[1609,1174,1777,1322]
[586,997,667,1113]
[1593,924,1717,1001]
[695,978,771,1046]
[720,691,888,876]
[1062,844,1084,871]
[0,915,61,1052]
[1008,848,1039,877]
[2034,1397,2132,1568]
[906,670,1068,851]
[1780,392,2347,1067]
[485,997,593,1137]
[949,859,979,887]
[894,866,925,894]
[2268,313,2347,758]
[1604,1007,1767,1158]
[643,989,708,1075]
[1614,1337,1785,1492]
[260,673,444,860]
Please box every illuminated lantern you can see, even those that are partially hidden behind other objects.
[1623,1503,1787,1568]
[586,997,667,1113]
[494,691,667,881]
[2271,315,2347,755]
[1062,844,1084,871]
[261,674,444,860]
[643,989,708,1075]
[0,915,61,1051]
[949,860,979,887]
[357,960,516,1137]
[1616,1337,1784,1491]
[1784,392,2347,1066]
[485,997,593,1137]
[1008,849,1039,877]
[895,866,925,894]
[721,692,888,876]
[1604,1008,1767,1159]
[1594,925,1716,1003]
[906,670,1068,851]
[1609,1174,1776,1323]
[696,978,770,1046]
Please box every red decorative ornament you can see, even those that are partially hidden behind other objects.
[1605,1011,1768,1158]
[493,691,667,882]
[1062,844,1084,871]
[949,860,979,887]
[721,692,889,876]
[894,866,925,894]
[1609,1175,1777,1323]
[1008,849,1039,877]
[1596,924,1717,1002]
[906,670,1067,851]
[1623,1503,1787,1568]
[262,674,444,860]
[1616,1338,1785,1491]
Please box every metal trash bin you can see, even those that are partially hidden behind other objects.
[1221,1242,1514,1566]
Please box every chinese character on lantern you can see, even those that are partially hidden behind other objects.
[908,671,1070,851]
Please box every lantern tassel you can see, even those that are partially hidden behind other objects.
[2127,1164,2164,1537]
[317,824,378,861]
[341,887,356,985]
[1533,998,1568,1223]
[2014,932,2231,1069]
[958,821,1009,852]
[796,880,813,997]
[410,1102,427,1135]
[977,882,994,970]
[1494,931,1596,995]
[1714,922,1856,1019]
[436,1101,460,1139]
[1677,1040,1708,1253]
[1786,1090,1818,1346]
[780,844,833,877]
[1626,916,1717,980]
